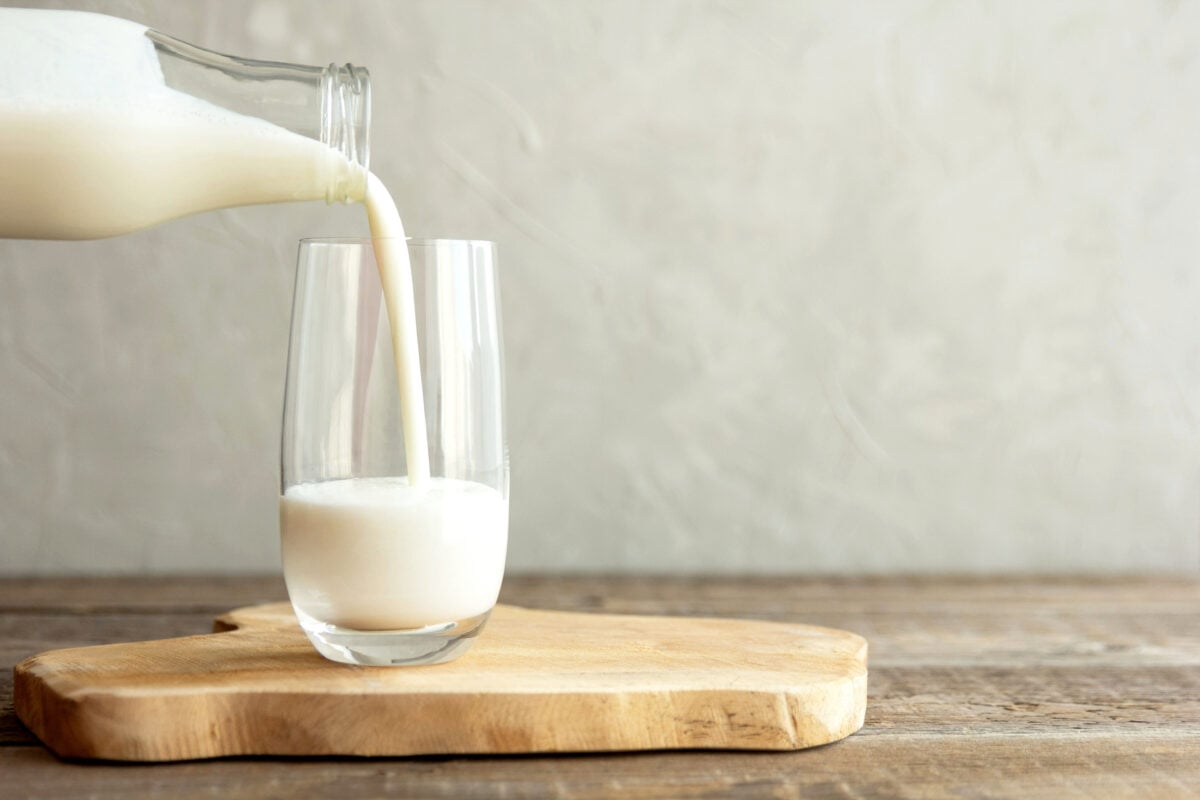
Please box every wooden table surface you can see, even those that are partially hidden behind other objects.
[3,575,1198,798]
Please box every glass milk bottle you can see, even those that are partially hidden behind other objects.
[0,8,370,240]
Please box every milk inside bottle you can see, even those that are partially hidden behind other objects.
[0,8,508,640]
[0,7,367,239]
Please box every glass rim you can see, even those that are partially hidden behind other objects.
[299,236,496,248]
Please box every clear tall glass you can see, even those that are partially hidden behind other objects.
[281,239,508,666]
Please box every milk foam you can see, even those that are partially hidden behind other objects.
[0,9,161,110]
[0,8,292,129]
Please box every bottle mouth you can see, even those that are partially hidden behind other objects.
[322,63,370,203]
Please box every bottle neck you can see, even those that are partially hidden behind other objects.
[146,30,370,203]
[321,63,371,203]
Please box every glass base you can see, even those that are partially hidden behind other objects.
[294,606,492,666]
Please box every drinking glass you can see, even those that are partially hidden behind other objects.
[281,238,507,666]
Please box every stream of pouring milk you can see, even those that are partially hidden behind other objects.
[0,8,506,629]
[364,175,430,486]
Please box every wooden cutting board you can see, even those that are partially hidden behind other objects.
[14,603,867,761]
